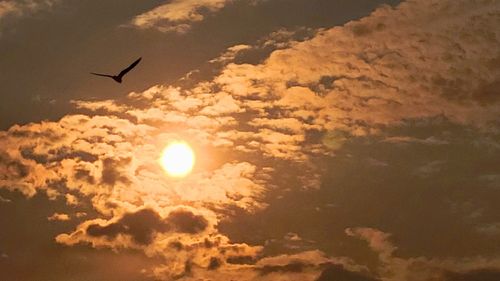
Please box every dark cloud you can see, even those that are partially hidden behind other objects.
[20,146,98,164]
[207,257,222,270]
[316,264,380,281]
[86,208,209,245]
[101,157,132,186]
[259,262,306,275]
[87,209,168,245]
[74,169,96,185]
[166,209,209,234]
[169,241,184,251]
[226,255,256,265]
[7,126,65,141]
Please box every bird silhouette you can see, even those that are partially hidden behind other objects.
[91,57,142,83]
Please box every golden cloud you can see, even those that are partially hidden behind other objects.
[130,0,237,33]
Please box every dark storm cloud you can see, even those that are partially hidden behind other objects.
[87,208,168,245]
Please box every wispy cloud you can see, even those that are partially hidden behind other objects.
[0,0,58,20]
[130,0,237,34]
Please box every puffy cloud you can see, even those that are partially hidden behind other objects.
[130,0,237,34]
[65,193,78,206]
[85,209,169,245]
[211,0,500,140]
[0,109,271,278]
[47,212,70,221]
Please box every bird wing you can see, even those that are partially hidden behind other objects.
[118,57,142,78]
[90,72,114,78]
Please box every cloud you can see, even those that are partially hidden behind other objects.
[174,250,362,281]
[84,208,209,245]
[0,151,32,195]
[0,152,29,180]
[207,0,500,146]
[316,264,380,281]
[65,193,78,206]
[130,0,237,34]
[0,194,11,203]
[0,0,59,24]
[0,1,19,18]
[382,136,449,146]
[166,209,209,234]
[346,227,500,281]
[345,228,396,262]
[47,212,70,221]
[210,44,252,64]
[443,268,500,281]
[86,209,168,245]
[100,157,132,185]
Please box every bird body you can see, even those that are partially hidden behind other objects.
[91,57,141,83]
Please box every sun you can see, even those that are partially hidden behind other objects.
[160,141,195,177]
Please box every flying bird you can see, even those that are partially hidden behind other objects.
[91,57,142,83]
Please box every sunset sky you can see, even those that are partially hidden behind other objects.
[1,0,500,280]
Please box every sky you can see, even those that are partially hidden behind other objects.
[0,0,499,280]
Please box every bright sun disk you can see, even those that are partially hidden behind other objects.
[160,141,195,177]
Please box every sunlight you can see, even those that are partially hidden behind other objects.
[160,141,195,177]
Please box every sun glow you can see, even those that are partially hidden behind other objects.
[160,141,195,177]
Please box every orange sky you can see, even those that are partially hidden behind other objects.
[1,0,500,280]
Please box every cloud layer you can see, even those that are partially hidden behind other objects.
[1,0,500,280]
